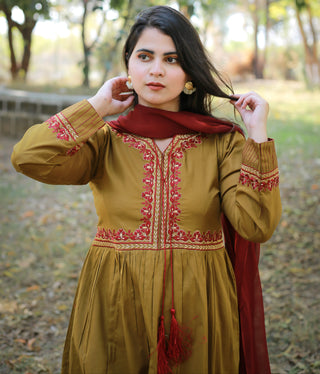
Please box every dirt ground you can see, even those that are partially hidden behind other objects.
[1,134,319,374]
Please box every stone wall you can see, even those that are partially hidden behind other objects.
[0,88,86,138]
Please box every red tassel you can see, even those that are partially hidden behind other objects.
[157,316,171,374]
[167,308,192,365]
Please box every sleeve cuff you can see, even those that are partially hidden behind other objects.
[242,138,278,173]
[45,99,106,143]
[240,138,280,191]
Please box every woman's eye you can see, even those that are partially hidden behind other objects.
[138,53,150,61]
[166,56,178,64]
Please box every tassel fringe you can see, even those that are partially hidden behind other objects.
[167,309,192,365]
[157,316,172,374]
[157,311,192,374]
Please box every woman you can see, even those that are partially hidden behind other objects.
[12,5,281,374]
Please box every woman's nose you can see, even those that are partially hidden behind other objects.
[150,59,164,76]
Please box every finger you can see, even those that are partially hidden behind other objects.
[230,93,248,107]
[241,97,255,110]
[230,94,239,102]
[113,79,133,97]
[118,94,134,110]
[119,89,134,97]
[114,92,134,101]
[236,94,259,111]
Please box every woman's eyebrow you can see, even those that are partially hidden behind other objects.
[136,48,177,56]
[163,51,178,56]
[136,48,154,54]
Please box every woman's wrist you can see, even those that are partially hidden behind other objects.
[247,127,268,143]
[88,96,108,118]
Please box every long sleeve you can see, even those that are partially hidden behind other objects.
[219,132,281,243]
[11,100,108,185]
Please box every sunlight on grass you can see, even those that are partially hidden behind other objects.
[233,80,320,158]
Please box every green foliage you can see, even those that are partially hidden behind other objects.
[0,0,50,21]
[0,0,52,81]
[110,0,126,11]
[295,0,306,11]
[270,0,320,19]
[269,0,291,21]
[178,0,194,17]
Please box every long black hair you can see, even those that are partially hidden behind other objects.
[123,5,234,116]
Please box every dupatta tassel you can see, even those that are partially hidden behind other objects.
[157,316,171,374]
[167,308,192,366]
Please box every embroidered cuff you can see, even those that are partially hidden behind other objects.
[240,138,279,191]
[46,99,105,143]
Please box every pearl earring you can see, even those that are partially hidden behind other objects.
[183,81,196,95]
[126,75,133,90]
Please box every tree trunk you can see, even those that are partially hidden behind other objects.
[80,0,106,87]
[1,2,19,80]
[2,5,36,81]
[82,48,90,87]
[81,0,90,87]
[7,20,19,80]
[306,1,320,85]
[19,22,36,80]
[295,4,319,87]
[262,0,271,77]
[100,0,134,83]
[253,0,264,79]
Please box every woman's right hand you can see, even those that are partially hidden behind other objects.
[88,77,134,118]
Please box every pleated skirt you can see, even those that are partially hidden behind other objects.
[62,245,240,374]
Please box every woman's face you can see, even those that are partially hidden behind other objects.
[127,27,188,112]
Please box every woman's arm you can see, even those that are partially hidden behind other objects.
[219,133,281,243]
[11,77,134,185]
[220,92,281,242]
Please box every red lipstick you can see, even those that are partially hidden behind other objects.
[147,82,165,90]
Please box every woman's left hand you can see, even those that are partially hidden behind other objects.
[231,91,269,143]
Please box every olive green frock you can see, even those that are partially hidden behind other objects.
[12,100,281,374]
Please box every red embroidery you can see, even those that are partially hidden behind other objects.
[239,171,279,191]
[170,224,223,243]
[168,136,222,243]
[66,143,83,156]
[96,134,155,242]
[46,113,78,142]
[95,133,223,249]
[47,116,70,140]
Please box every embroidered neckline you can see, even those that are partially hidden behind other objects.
[94,131,224,251]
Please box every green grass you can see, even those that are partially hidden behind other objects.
[234,80,320,158]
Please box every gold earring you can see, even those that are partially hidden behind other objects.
[183,81,196,95]
[126,75,133,90]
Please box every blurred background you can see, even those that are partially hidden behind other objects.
[0,0,319,89]
[0,1,319,374]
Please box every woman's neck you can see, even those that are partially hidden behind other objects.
[154,138,173,153]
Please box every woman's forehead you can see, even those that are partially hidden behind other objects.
[133,27,176,53]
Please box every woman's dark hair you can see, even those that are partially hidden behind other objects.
[123,5,234,116]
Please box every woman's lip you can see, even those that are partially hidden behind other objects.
[147,82,165,89]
